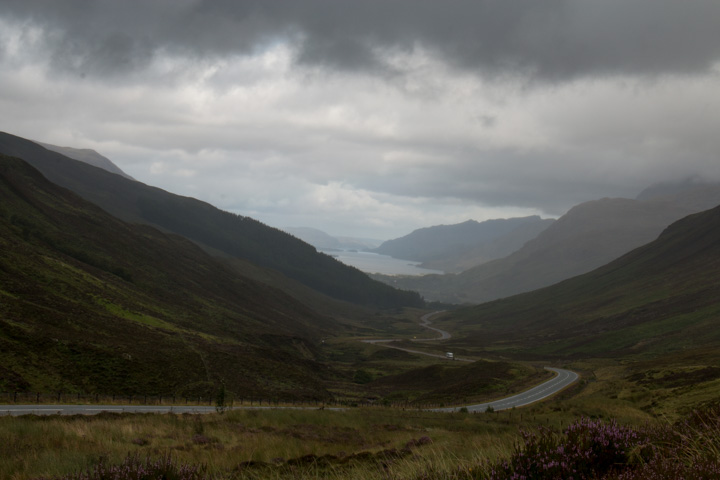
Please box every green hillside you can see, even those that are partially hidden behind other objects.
[0,154,343,397]
[446,204,720,359]
[0,132,422,309]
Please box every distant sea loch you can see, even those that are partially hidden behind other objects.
[324,250,443,276]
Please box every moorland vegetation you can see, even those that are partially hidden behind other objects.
[1,132,719,478]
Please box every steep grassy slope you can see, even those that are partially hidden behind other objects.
[0,154,342,397]
[445,204,720,359]
[0,132,422,309]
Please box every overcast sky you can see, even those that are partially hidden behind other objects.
[1,1,719,239]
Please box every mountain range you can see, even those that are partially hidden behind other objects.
[282,226,383,251]
[0,154,341,396]
[3,128,720,411]
[0,132,422,309]
[373,216,555,273]
[376,183,720,304]
[36,141,135,180]
[447,201,720,361]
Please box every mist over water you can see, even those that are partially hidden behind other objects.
[325,250,443,276]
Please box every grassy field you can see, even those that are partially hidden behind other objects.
[1,407,524,479]
[3,393,718,480]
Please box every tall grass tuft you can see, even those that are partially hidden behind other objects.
[608,403,720,479]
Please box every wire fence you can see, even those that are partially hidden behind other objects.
[0,391,480,411]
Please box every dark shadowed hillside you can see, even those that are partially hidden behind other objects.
[447,203,720,358]
[0,132,422,309]
[0,154,340,397]
[380,195,717,304]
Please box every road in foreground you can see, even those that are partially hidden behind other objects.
[435,367,579,412]
[364,311,580,411]
[0,369,578,416]
[0,314,579,416]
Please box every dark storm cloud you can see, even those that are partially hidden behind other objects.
[3,0,720,81]
[2,0,719,238]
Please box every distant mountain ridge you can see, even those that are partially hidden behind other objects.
[36,141,134,180]
[283,227,383,251]
[377,182,720,304]
[374,216,555,273]
[637,177,720,211]
[0,131,422,309]
[450,202,720,359]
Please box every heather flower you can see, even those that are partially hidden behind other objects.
[487,417,647,480]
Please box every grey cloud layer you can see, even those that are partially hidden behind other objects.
[2,1,719,238]
[4,0,720,81]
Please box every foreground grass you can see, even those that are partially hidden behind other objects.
[4,403,720,479]
[0,407,521,480]
[3,397,720,479]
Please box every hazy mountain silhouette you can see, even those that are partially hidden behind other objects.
[36,141,135,180]
[374,216,554,273]
[379,186,720,304]
[0,154,339,396]
[0,131,422,309]
[451,202,720,358]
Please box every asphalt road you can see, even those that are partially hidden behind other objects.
[417,310,451,340]
[364,311,580,411]
[0,369,578,416]
[1,313,579,416]
[435,367,580,412]
[362,310,465,361]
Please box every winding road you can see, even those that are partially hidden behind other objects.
[435,367,579,412]
[0,313,578,416]
[362,311,464,361]
[364,311,579,411]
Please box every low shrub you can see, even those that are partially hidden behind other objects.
[485,404,720,480]
[487,417,643,479]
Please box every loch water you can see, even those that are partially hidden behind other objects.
[324,250,443,276]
